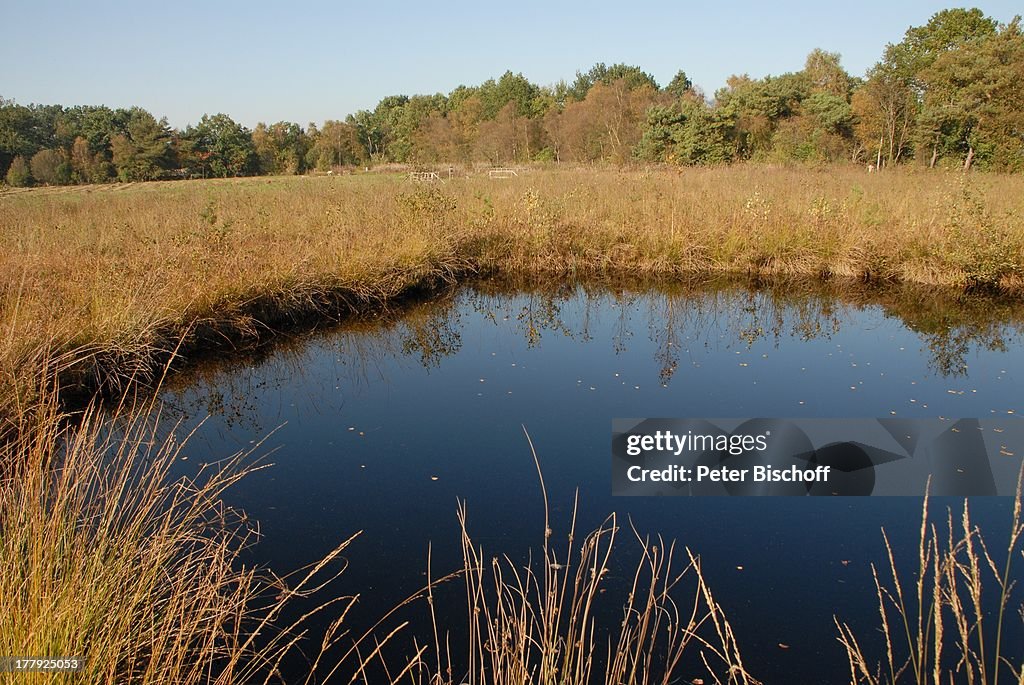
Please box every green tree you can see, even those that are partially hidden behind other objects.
[567,63,659,101]
[365,95,411,161]
[347,109,385,162]
[182,114,257,177]
[770,92,856,162]
[853,7,999,167]
[902,7,998,90]
[920,18,1024,170]
[110,108,174,181]
[4,155,31,186]
[0,99,61,177]
[665,70,694,99]
[715,72,809,159]
[252,121,309,174]
[636,99,737,165]
[306,120,365,170]
[477,71,542,120]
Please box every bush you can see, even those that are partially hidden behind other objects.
[4,155,32,186]
[30,148,71,185]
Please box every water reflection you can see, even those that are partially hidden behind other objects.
[162,279,1024,430]
[151,278,1023,684]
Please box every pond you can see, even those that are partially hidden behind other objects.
[157,279,1023,684]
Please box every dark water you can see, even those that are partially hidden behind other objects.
[157,281,1023,684]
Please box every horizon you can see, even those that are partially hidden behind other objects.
[2,0,1021,129]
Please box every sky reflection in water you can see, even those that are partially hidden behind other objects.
[159,282,1023,683]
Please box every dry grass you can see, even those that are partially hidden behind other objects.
[836,471,1024,685]
[2,165,1024,426]
[0,389,758,684]
[361,430,757,685]
[0,387,366,685]
[2,165,1023,683]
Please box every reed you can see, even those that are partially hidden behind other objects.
[0,384,362,684]
[365,429,757,685]
[0,383,756,684]
[835,471,1024,685]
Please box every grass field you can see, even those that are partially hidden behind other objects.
[3,165,1024,424]
[2,165,1023,683]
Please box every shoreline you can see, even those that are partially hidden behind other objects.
[3,165,1024,429]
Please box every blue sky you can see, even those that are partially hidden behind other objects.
[2,0,1020,128]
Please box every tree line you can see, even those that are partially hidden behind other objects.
[2,7,1021,187]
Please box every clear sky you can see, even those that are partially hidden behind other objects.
[2,0,1020,128]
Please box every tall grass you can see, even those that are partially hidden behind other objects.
[2,165,1024,426]
[0,385,361,684]
[0,388,758,684]
[367,431,756,685]
[835,472,1024,685]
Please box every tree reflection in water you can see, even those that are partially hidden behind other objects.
[158,278,1024,429]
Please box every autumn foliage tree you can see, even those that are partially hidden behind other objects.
[2,8,1022,183]
[306,120,365,170]
[4,155,31,186]
[546,79,658,163]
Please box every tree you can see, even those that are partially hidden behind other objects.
[546,79,659,163]
[110,108,174,181]
[69,135,111,183]
[478,71,541,119]
[347,109,385,163]
[0,99,61,177]
[715,72,809,159]
[306,120,365,170]
[474,102,531,163]
[920,18,1024,170]
[567,63,659,101]
[446,92,485,157]
[851,55,917,167]
[182,114,257,177]
[771,92,856,162]
[901,7,998,91]
[30,148,70,185]
[412,111,463,162]
[803,49,852,98]
[253,121,309,174]
[375,95,411,161]
[4,155,31,186]
[636,99,737,165]
[665,70,694,99]
[399,94,449,161]
[853,8,1000,168]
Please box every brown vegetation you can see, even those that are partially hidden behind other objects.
[0,386,758,684]
[2,165,1023,684]
[836,474,1024,684]
[0,390,360,684]
[2,165,1024,426]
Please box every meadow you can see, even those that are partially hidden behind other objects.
[2,165,1023,683]
[3,165,1024,426]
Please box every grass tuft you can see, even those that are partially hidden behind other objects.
[835,471,1024,684]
